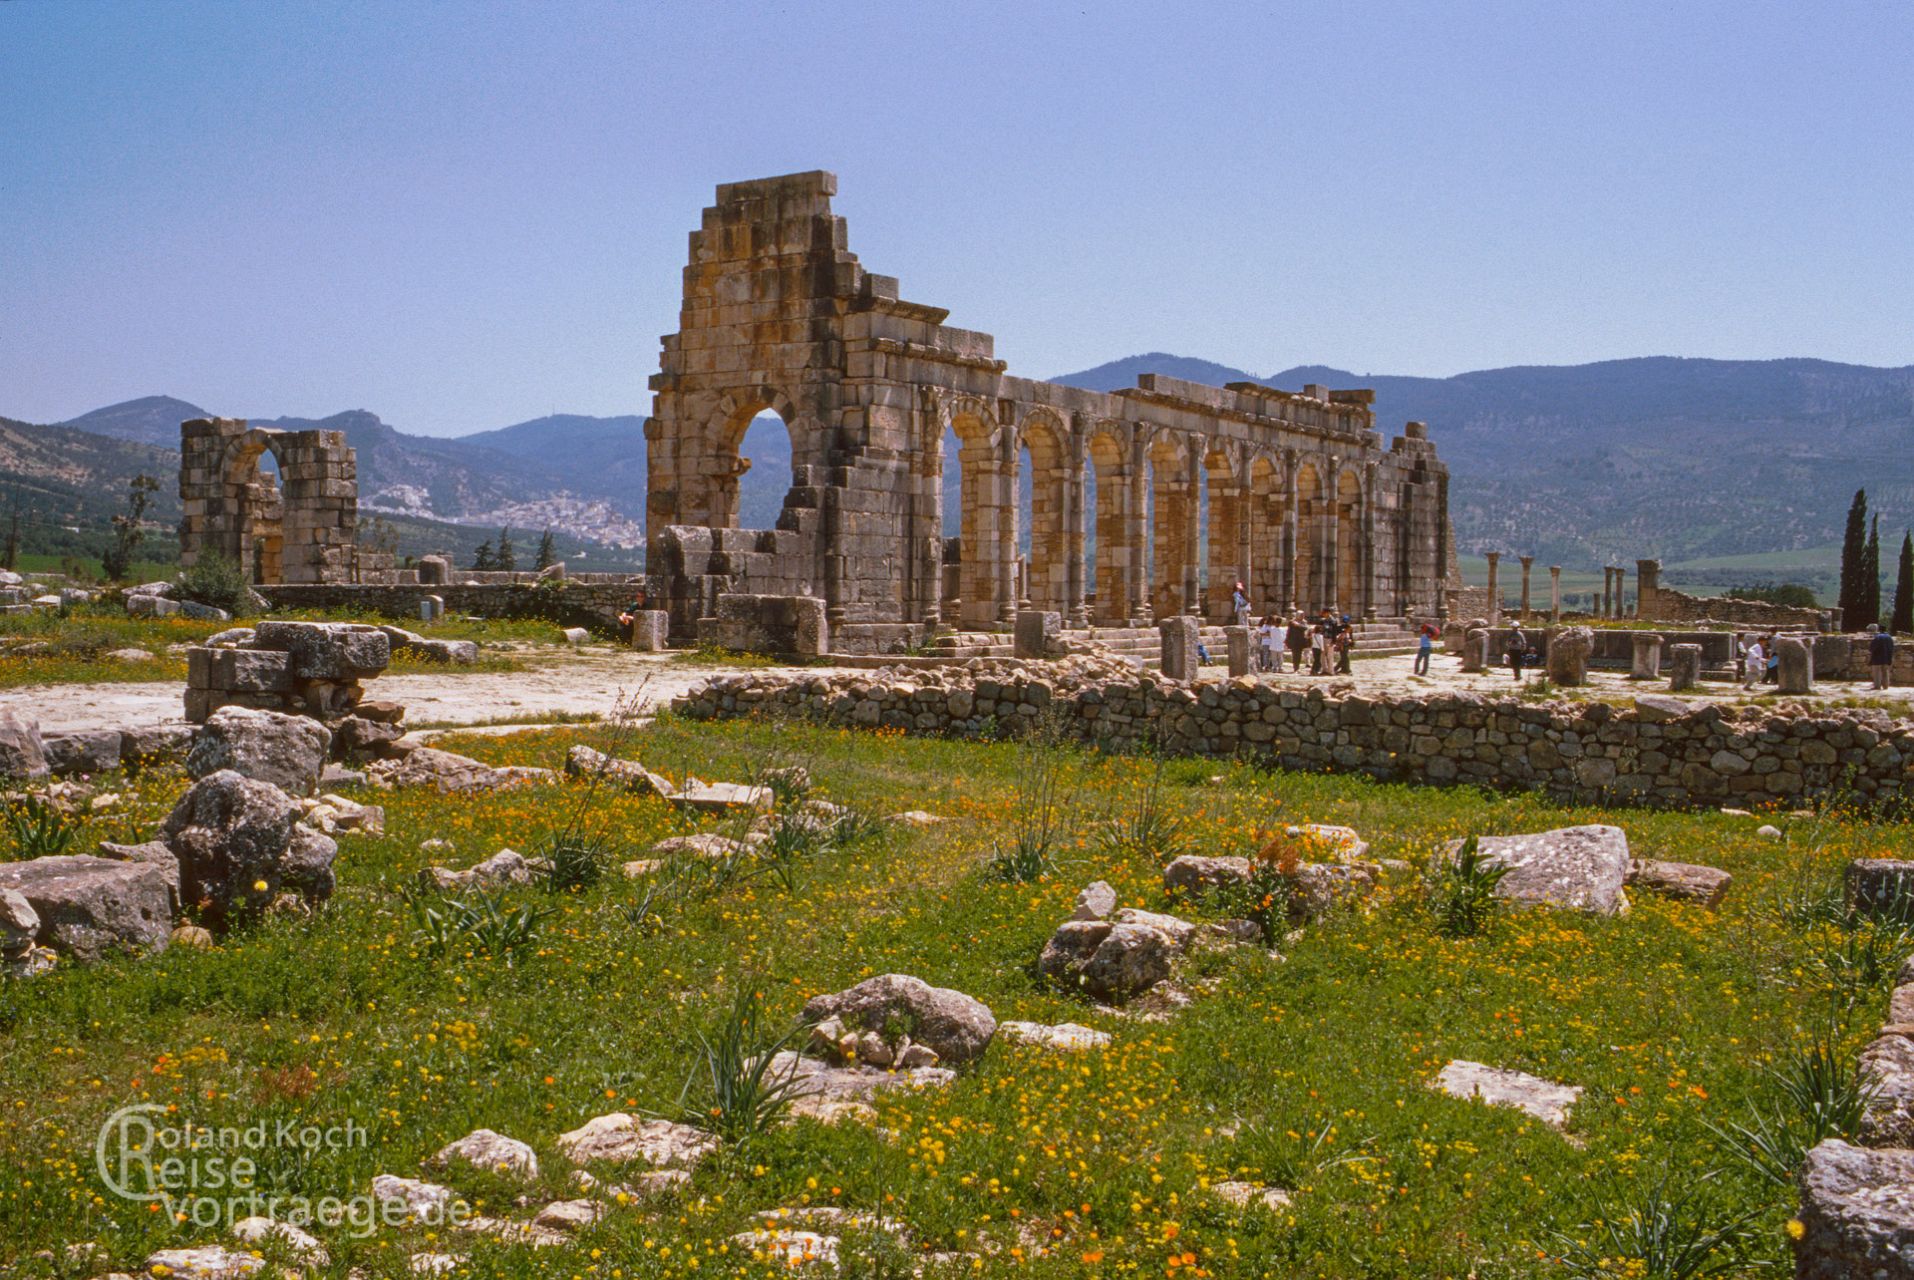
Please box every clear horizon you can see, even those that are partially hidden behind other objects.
[5,0,1911,436]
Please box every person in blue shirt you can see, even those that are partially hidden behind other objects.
[1414,623,1434,676]
[1870,624,1896,690]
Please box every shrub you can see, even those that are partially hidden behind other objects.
[985,712,1075,883]
[1425,836,1508,938]
[542,831,613,893]
[1098,751,1188,865]
[177,552,251,615]
[406,888,547,963]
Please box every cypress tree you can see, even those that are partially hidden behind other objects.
[1865,515,1883,629]
[534,528,557,572]
[1841,488,1869,629]
[472,539,494,571]
[495,527,516,572]
[1893,531,1914,635]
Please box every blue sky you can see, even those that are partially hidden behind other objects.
[4,1,1911,435]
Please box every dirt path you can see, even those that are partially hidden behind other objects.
[0,650,861,734]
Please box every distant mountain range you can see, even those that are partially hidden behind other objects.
[12,352,1914,577]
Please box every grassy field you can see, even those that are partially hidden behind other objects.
[0,606,566,690]
[0,711,1903,1277]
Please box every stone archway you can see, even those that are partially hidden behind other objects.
[1247,453,1284,615]
[223,431,288,584]
[1085,424,1133,624]
[711,385,803,530]
[1336,467,1363,615]
[1147,432,1196,620]
[1203,441,1245,622]
[1018,410,1070,614]
[1294,461,1324,611]
[945,396,1013,627]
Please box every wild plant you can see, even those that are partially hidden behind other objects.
[1548,1173,1773,1279]
[1424,835,1508,938]
[985,709,1076,883]
[1705,1033,1878,1186]
[4,794,79,859]
[406,887,547,963]
[671,985,811,1142]
[1099,749,1188,865]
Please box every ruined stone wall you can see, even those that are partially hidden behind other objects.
[1635,559,1825,630]
[646,172,1452,653]
[179,417,392,585]
[676,670,1914,811]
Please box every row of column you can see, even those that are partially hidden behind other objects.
[1482,553,1636,622]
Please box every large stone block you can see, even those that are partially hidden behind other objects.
[1466,825,1631,915]
[1224,625,1252,678]
[1546,627,1592,685]
[1795,1140,1914,1280]
[0,855,173,961]
[249,621,390,679]
[1014,611,1061,660]
[0,709,49,780]
[1629,632,1663,679]
[1668,643,1703,692]
[1777,634,1814,694]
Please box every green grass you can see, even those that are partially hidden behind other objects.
[0,605,542,689]
[0,714,1892,1276]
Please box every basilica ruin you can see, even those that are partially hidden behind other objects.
[647,171,1453,655]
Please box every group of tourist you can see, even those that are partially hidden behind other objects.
[1248,607,1357,675]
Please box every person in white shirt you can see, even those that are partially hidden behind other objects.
[1742,636,1765,691]
[1257,617,1279,672]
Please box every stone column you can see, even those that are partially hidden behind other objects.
[1484,552,1501,624]
[1548,626,1593,685]
[1159,616,1199,682]
[1777,635,1814,694]
[1130,438,1151,623]
[1064,434,1089,627]
[1636,558,1661,621]
[1630,632,1664,679]
[631,610,670,651]
[1549,565,1562,624]
[1519,556,1534,622]
[1280,508,1298,612]
[1668,643,1703,692]
[1601,568,1613,619]
[1224,625,1252,678]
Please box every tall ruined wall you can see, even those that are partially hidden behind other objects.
[645,172,1453,652]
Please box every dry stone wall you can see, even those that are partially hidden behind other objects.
[675,667,1914,811]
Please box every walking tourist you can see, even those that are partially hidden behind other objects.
[1741,634,1764,691]
[1871,623,1896,690]
[1287,613,1309,672]
[1507,625,1530,680]
[1231,581,1251,627]
[1257,616,1280,672]
[1414,623,1434,676]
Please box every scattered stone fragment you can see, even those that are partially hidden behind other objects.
[420,849,548,891]
[648,833,750,860]
[555,1113,719,1168]
[230,1216,328,1265]
[455,1217,569,1249]
[408,1252,469,1275]
[1072,880,1117,920]
[1794,1139,1914,1280]
[885,810,945,828]
[186,707,332,796]
[1849,860,1914,921]
[0,709,49,780]
[171,923,214,949]
[106,646,156,663]
[369,747,549,793]
[996,1021,1111,1051]
[672,780,773,814]
[1432,1060,1581,1129]
[1464,825,1631,916]
[0,855,172,961]
[160,770,336,927]
[142,1245,262,1279]
[770,1050,954,1104]
[801,973,997,1063]
[1282,862,1379,922]
[372,1174,459,1219]
[44,730,123,777]
[564,744,677,797]
[530,1199,605,1233]
[1861,1028,1914,1147]
[1757,824,1783,841]
[757,1206,910,1239]
[1627,859,1732,908]
[604,1169,693,1202]
[430,1128,539,1181]
[1163,855,1251,894]
[728,1229,839,1268]
[1210,1181,1294,1212]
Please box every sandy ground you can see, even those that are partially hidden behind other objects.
[0,649,862,735]
[8,645,1912,736]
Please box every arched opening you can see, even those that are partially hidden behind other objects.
[1294,462,1323,613]
[1148,434,1195,620]
[225,435,285,585]
[1336,468,1363,616]
[947,406,1011,627]
[1247,455,1284,616]
[1203,443,1243,622]
[1087,427,1130,625]
[717,395,797,530]
[1019,414,1068,614]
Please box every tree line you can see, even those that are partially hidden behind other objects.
[1840,488,1914,633]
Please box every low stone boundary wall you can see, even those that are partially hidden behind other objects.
[674,669,1914,811]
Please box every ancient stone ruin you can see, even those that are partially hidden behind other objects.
[179,416,393,585]
[647,171,1453,655]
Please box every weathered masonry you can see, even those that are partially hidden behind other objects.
[647,171,1452,654]
[179,417,392,585]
